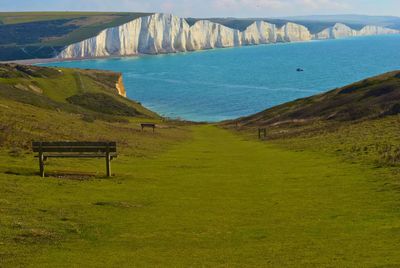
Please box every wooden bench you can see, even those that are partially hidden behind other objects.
[32,142,117,178]
[141,123,156,132]
[258,128,267,140]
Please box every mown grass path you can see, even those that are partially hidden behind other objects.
[1,126,400,267]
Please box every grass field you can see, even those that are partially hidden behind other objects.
[0,64,158,127]
[1,124,400,267]
[1,64,400,266]
[225,71,400,168]
[0,12,122,25]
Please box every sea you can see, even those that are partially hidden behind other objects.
[43,35,400,122]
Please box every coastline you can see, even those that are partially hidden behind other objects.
[0,55,137,65]
[0,52,182,65]
[0,41,312,65]
[36,34,400,122]
[0,34,396,66]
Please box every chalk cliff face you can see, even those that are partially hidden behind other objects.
[313,23,356,39]
[278,22,312,42]
[312,23,399,40]
[187,20,241,50]
[58,13,399,59]
[358,25,399,36]
[241,21,277,45]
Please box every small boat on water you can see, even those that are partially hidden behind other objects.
[296,68,304,72]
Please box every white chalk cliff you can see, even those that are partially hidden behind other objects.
[312,23,398,39]
[58,13,399,59]
[313,23,357,39]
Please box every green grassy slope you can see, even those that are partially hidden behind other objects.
[1,67,400,266]
[1,126,399,267]
[0,12,150,25]
[229,71,400,126]
[224,71,400,168]
[0,63,188,150]
[0,63,158,127]
[0,12,151,61]
[0,63,170,153]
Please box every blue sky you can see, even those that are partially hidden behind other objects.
[2,0,400,18]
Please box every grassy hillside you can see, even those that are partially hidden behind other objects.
[229,71,400,126]
[1,66,400,266]
[223,71,400,167]
[0,12,151,61]
[0,63,164,148]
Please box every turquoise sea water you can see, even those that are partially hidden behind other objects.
[43,35,400,122]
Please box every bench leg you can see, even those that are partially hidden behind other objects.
[39,152,45,178]
[106,153,111,177]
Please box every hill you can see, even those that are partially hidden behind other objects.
[0,12,151,61]
[223,71,400,167]
[226,71,400,128]
[0,63,157,117]
[0,63,168,149]
[1,66,400,266]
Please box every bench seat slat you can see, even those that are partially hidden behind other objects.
[35,154,117,158]
[32,147,117,153]
[32,142,116,147]
[32,142,117,153]
[32,145,116,148]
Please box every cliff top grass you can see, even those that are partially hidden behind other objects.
[0,63,191,155]
[1,123,400,267]
[222,71,400,168]
[0,12,152,61]
[0,12,142,25]
[1,65,400,266]
[227,71,400,128]
[0,63,158,123]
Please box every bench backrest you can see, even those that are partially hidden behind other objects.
[32,142,117,153]
[141,123,155,127]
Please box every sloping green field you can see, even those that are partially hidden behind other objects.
[1,125,400,267]
[0,12,151,61]
[1,65,400,266]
